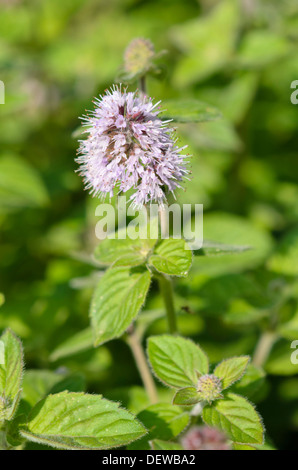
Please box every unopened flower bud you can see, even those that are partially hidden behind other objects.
[124,38,155,76]
[197,374,223,404]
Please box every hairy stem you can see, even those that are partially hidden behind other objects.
[253,331,278,368]
[0,429,8,451]
[157,274,178,335]
[159,206,169,238]
[139,76,146,95]
[127,326,158,404]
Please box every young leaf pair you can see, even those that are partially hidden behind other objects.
[147,335,264,447]
[91,236,192,346]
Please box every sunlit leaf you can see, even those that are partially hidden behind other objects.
[91,267,151,346]
[149,239,192,277]
[148,335,208,388]
[0,329,24,422]
[203,393,264,445]
[214,356,250,390]
[21,392,147,450]
[173,387,200,406]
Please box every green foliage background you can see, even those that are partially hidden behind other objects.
[1,0,298,450]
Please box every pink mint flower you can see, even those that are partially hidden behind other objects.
[76,86,188,207]
[181,426,231,451]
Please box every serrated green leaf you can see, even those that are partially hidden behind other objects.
[173,387,200,406]
[148,335,208,389]
[0,329,24,422]
[50,328,93,361]
[149,239,192,277]
[91,267,151,346]
[129,403,189,450]
[203,393,264,445]
[94,237,156,267]
[21,391,147,450]
[151,439,183,450]
[214,356,250,390]
[161,99,222,123]
[138,403,189,440]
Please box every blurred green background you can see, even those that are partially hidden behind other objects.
[1,0,298,450]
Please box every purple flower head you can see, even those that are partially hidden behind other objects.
[76,85,188,207]
[181,426,231,451]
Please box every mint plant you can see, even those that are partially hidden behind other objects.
[71,38,267,451]
[148,335,264,448]
[1,37,269,451]
[54,38,267,451]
